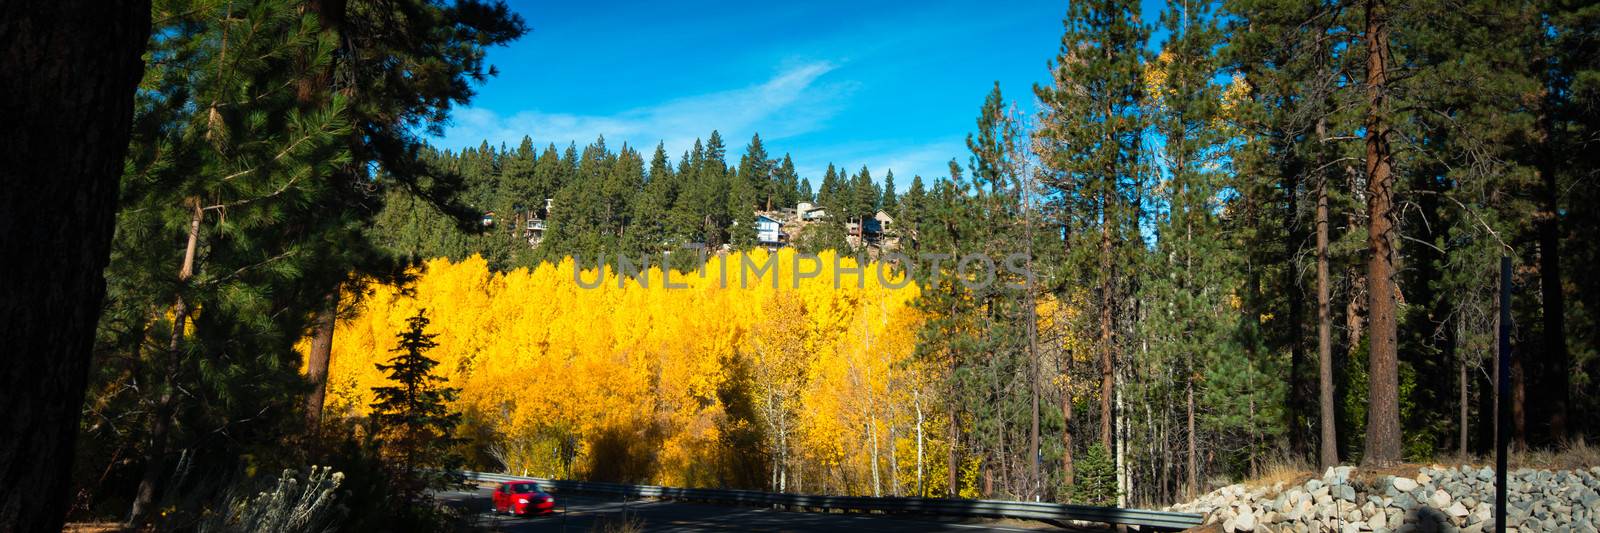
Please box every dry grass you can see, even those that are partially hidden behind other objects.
[1426,438,1599,471]
[1508,439,1600,469]
[1241,455,1316,490]
[1230,440,1599,494]
[1350,462,1430,487]
[588,510,644,533]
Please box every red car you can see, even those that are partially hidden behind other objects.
[492,481,556,516]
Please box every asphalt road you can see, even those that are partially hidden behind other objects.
[436,486,1106,532]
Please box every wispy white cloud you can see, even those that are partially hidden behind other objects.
[792,137,967,192]
[436,61,852,155]
[437,59,969,191]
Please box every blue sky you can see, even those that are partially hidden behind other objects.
[436,0,1164,188]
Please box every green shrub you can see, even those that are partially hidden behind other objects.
[1063,443,1117,506]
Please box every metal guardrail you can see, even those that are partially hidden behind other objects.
[460,470,1203,530]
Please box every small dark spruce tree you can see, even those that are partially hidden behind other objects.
[1064,443,1118,506]
[370,308,462,503]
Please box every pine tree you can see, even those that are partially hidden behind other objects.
[295,0,524,448]
[673,132,731,247]
[881,170,899,214]
[1548,0,1600,440]
[729,170,759,248]
[1360,0,1402,466]
[912,162,982,497]
[1221,0,1357,470]
[1066,443,1118,506]
[627,143,677,254]
[899,175,928,248]
[817,164,839,210]
[0,2,147,531]
[728,134,771,248]
[669,140,707,244]
[370,308,462,504]
[738,133,773,210]
[1033,0,1149,476]
[914,85,1041,499]
[114,1,355,520]
[851,166,880,223]
[1134,0,1236,498]
[541,136,629,262]
[500,137,539,265]
[794,218,850,254]
[775,154,801,209]
[606,144,645,233]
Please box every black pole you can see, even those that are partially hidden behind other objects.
[1495,256,1511,533]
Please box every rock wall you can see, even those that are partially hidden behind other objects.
[1168,465,1600,532]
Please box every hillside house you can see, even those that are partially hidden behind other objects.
[846,210,895,248]
[756,214,785,245]
[798,202,828,221]
[523,198,553,246]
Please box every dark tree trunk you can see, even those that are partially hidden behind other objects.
[1284,156,1308,460]
[1186,370,1197,499]
[128,201,202,526]
[1062,346,1075,487]
[1018,178,1040,499]
[1341,265,1364,457]
[296,0,348,435]
[948,407,959,497]
[1534,116,1569,443]
[1317,176,1338,469]
[1361,0,1402,467]
[1513,350,1528,451]
[0,2,149,531]
[1099,202,1115,454]
[1493,271,1504,452]
[1459,351,1469,457]
[305,287,339,428]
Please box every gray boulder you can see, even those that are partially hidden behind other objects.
[1394,477,1420,492]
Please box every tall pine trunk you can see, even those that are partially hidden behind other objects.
[1361,0,1402,466]
[1186,369,1197,499]
[129,200,203,526]
[305,287,339,428]
[1284,161,1308,459]
[1343,263,1365,456]
[1314,117,1336,469]
[297,0,347,436]
[1459,349,1469,456]
[0,4,147,530]
[1024,167,1041,499]
[1513,351,1528,450]
[1534,110,1568,442]
[1062,345,1075,487]
[1099,201,1115,454]
[1317,176,1338,469]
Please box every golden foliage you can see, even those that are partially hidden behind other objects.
[311,249,952,494]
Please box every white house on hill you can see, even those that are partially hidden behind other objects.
[756,214,784,245]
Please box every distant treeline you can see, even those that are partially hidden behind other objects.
[374,133,934,271]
